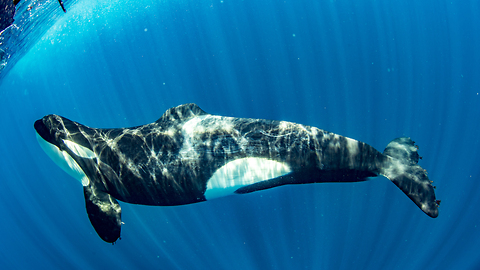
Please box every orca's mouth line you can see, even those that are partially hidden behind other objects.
[34,119,56,146]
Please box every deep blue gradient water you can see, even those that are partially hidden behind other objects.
[1,0,479,269]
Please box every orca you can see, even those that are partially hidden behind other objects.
[34,103,439,243]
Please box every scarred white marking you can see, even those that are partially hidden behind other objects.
[346,137,359,167]
[179,116,207,160]
[205,157,292,200]
[180,115,237,159]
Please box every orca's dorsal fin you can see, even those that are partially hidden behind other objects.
[156,103,208,123]
[84,185,122,243]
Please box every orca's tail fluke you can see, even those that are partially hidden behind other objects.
[380,137,440,218]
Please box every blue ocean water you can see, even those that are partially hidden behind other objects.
[1,0,479,269]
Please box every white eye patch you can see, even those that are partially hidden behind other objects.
[63,139,96,159]
[36,133,91,186]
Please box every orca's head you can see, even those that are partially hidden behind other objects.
[34,115,96,186]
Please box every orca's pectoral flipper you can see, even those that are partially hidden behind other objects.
[84,185,122,243]
[380,137,440,218]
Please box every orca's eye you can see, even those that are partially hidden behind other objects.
[63,140,96,159]
[36,133,90,186]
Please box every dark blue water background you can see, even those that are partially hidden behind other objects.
[1,0,479,269]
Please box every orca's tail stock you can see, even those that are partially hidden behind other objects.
[380,137,440,218]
